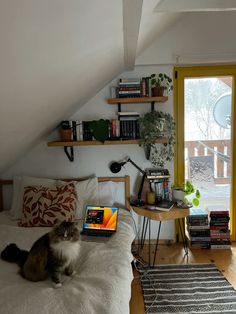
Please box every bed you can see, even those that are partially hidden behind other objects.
[0,176,135,314]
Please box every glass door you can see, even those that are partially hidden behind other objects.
[174,66,236,240]
[184,76,231,211]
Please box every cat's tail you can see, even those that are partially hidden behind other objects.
[1,243,29,267]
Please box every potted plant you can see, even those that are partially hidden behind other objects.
[150,73,173,96]
[59,121,72,141]
[138,110,175,166]
[172,180,201,206]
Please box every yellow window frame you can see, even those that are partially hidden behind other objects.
[174,65,236,241]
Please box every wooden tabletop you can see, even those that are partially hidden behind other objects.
[132,205,190,221]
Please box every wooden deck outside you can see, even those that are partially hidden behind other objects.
[185,139,230,185]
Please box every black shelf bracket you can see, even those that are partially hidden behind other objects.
[151,101,155,111]
[118,102,121,112]
[64,146,74,162]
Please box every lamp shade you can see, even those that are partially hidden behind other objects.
[110,162,122,173]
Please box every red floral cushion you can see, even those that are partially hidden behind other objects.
[19,183,76,227]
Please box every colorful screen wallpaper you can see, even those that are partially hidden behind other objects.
[83,206,118,230]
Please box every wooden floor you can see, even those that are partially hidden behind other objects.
[130,242,236,314]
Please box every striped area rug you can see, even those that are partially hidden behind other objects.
[140,263,236,313]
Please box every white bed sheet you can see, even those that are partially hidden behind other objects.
[0,210,135,314]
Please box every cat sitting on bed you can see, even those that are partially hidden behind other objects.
[1,221,80,288]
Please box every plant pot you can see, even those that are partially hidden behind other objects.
[172,188,185,201]
[152,86,164,97]
[59,129,72,141]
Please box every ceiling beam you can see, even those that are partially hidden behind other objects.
[154,0,236,12]
[123,0,143,70]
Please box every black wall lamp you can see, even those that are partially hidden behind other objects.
[109,157,146,207]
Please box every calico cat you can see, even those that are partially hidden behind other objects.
[1,221,80,288]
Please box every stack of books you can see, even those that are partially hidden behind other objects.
[186,208,210,249]
[146,168,171,202]
[208,207,231,249]
[118,78,141,98]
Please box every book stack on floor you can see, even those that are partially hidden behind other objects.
[186,208,210,249]
[208,207,231,249]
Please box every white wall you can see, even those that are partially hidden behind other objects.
[2,65,175,240]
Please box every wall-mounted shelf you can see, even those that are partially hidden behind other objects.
[107,96,168,104]
[47,138,167,161]
[107,96,168,111]
[48,96,169,161]
[48,138,167,147]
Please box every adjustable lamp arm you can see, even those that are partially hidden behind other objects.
[109,157,146,207]
[126,158,145,175]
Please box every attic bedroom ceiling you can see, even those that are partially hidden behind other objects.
[1,0,236,175]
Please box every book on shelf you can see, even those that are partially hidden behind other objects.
[141,77,152,97]
[72,121,77,141]
[118,111,140,116]
[119,120,140,139]
[110,86,118,98]
[118,90,141,97]
[146,200,174,212]
[110,119,120,139]
[118,116,140,121]
[146,168,170,175]
[119,78,140,84]
[82,121,93,141]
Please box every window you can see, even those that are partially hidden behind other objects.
[174,66,236,241]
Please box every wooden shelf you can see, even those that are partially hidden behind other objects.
[48,96,168,161]
[107,96,168,104]
[47,137,167,147]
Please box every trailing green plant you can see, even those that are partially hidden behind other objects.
[138,110,175,167]
[184,180,201,206]
[173,180,201,206]
[150,73,173,95]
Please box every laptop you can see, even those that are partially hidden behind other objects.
[81,205,119,237]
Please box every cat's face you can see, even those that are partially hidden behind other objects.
[50,221,80,243]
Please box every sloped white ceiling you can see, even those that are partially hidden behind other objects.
[0,0,124,174]
[1,0,236,175]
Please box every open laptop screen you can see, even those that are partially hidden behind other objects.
[83,206,118,231]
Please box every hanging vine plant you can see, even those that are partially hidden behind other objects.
[138,110,175,168]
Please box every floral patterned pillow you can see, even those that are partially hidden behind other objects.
[19,183,76,227]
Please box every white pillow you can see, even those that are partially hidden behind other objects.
[98,181,118,206]
[58,177,99,219]
[74,177,99,219]
[10,176,58,220]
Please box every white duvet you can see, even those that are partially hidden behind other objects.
[0,210,135,314]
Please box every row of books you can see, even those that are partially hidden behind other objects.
[110,77,153,98]
[59,117,140,141]
[186,207,231,249]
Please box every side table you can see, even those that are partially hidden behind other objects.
[132,205,190,267]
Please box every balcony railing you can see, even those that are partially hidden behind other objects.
[185,140,231,185]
